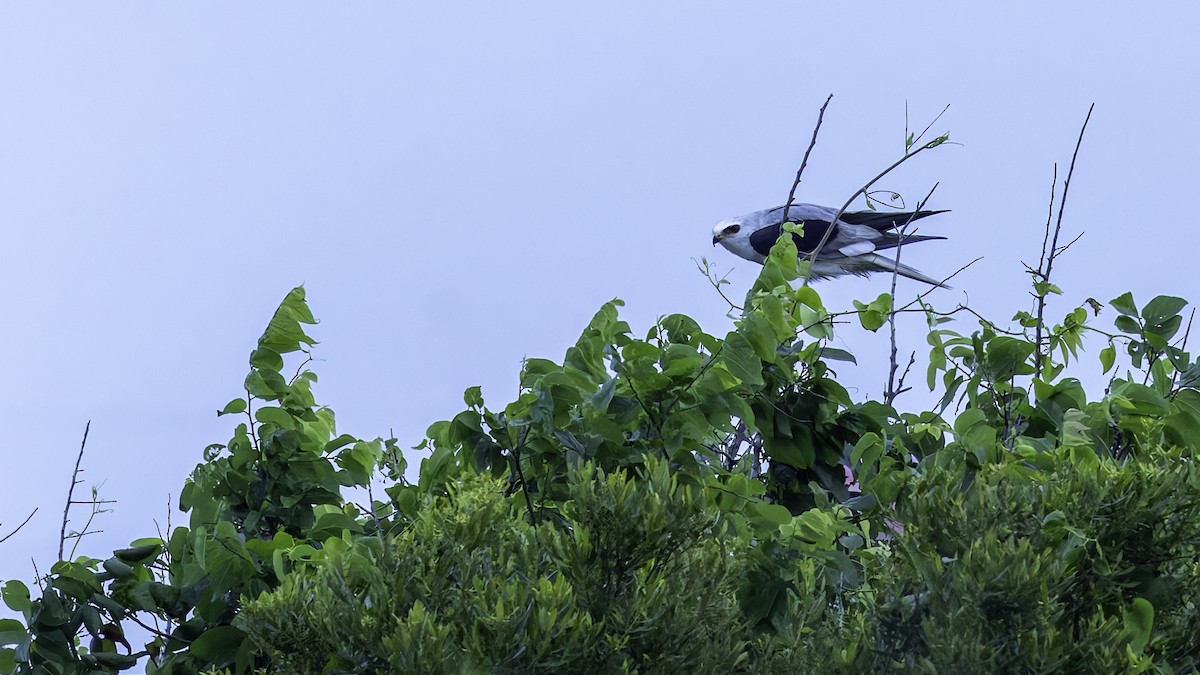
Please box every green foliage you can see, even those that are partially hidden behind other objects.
[865,446,1200,672]
[4,212,1200,674]
[239,458,752,674]
[0,287,401,674]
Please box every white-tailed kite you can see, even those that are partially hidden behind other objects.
[711,203,949,287]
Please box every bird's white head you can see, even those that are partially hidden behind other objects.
[711,216,766,263]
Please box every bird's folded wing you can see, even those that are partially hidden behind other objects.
[837,241,877,257]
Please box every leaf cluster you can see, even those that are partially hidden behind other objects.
[3,226,1200,673]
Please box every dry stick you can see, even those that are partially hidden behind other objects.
[511,429,538,525]
[909,104,951,150]
[780,93,834,225]
[884,183,940,405]
[59,421,91,561]
[1034,103,1095,378]
[900,257,983,312]
[1034,163,1058,276]
[893,352,917,400]
[1031,162,1058,360]
[1169,308,1196,395]
[0,508,38,544]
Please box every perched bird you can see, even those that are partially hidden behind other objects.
[712,203,950,288]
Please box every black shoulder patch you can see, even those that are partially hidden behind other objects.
[749,219,837,256]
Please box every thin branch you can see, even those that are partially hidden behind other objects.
[909,103,952,150]
[1054,231,1085,257]
[124,611,180,645]
[884,183,939,404]
[1170,308,1196,395]
[0,508,37,544]
[59,421,91,561]
[1031,162,1057,371]
[1034,103,1094,377]
[780,94,834,225]
[693,257,743,313]
[511,447,538,525]
[903,257,983,309]
[894,351,916,399]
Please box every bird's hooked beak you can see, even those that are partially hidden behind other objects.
[712,221,740,246]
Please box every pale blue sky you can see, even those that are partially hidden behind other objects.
[2,2,1197,648]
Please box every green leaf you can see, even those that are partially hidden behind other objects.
[983,336,1037,381]
[850,432,884,467]
[797,303,832,339]
[1012,310,1039,328]
[245,369,287,399]
[1,582,29,616]
[0,619,24,648]
[820,347,857,364]
[1141,295,1187,324]
[720,332,764,390]
[323,433,358,453]
[463,385,484,408]
[1033,280,1062,297]
[1165,389,1200,451]
[749,502,793,527]
[101,558,135,580]
[1111,381,1172,416]
[1100,344,1116,374]
[219,398,248,416]
[1123,597,1154,652]
[1110,291,1138,317]
[853,296,887,332]
[249,346,284,372]
[190,625,247,666]
[1114,315,1141,334]
[953,408,996,454]
[794,285,823,310]
[661,343,704,377]
[1145,315,1183,345]
[589,378,617,410]
[113,543,162,565]
[255,406,296,430]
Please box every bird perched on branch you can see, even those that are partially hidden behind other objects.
[711,203,950,288]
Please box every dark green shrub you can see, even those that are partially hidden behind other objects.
[239,458,753,674]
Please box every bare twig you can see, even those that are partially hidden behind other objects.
[124,612,179,642]
[780,94,834,226]
[1030,162,1057,359]
[367,476,384,536]
[510,429,538,524]
[1170,308,1196,395]
[908,103,952,150]
[693,257,743,313]
[1054,231,1086,257]
[887,352,917,405]
[884,183,940,404]
[59,422,91,560]
[0,508,37,544]
[902,257,983,310]
[1033,103,1094,377]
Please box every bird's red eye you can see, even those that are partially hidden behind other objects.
[724,224,740,235]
